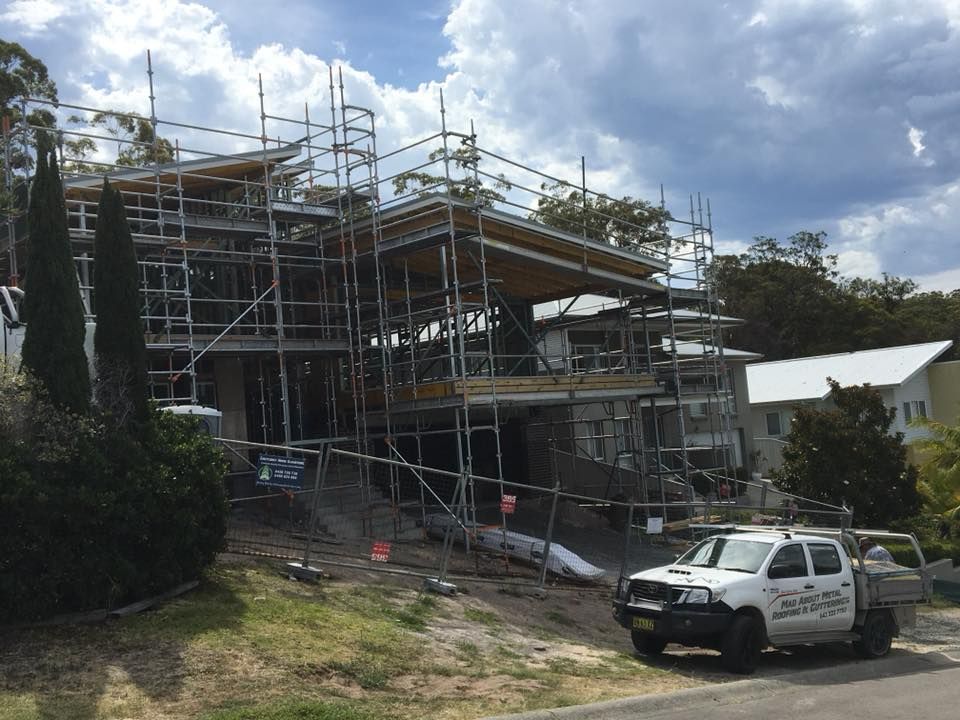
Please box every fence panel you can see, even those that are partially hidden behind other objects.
[216,439,854,596]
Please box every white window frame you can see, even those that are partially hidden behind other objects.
[589,419,604,460]
[902,400,927,423]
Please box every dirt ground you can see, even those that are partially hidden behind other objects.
[2,553,958,720]
[307,554,960,683]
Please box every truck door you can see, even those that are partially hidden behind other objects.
[764,542,814,635]
[805,541,856,631]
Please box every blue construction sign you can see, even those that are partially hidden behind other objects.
[256,453,305,490]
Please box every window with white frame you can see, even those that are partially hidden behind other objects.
[765,411,783,437]
[589,420,604,459]
[902,400,927,423]
[690,401,709,418]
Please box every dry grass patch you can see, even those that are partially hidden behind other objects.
[0,559,701,720]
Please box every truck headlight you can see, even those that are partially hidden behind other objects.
[674,587,723,604]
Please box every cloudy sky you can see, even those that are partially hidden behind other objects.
[4,0,960,289]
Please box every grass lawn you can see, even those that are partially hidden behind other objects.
[0,559,698,720]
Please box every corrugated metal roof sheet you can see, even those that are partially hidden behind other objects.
[746,341,953,405]
[663,340,763,361]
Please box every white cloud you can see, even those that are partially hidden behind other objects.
[836,248,882,278]
[748,75,803,109]
[913,266,960,292]
[0,0,66,34]
[908,126,926,157]
[907,124,935,166]
[6,0,960,286]
[834,181,960,278]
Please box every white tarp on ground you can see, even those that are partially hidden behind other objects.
[424,514,606,582]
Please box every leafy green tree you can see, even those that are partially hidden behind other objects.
[61,135,100,174]
[90,111,174,167]
[884,290,960,360]
[844,274,919,313]
[713,233,960,361]
[529,181,668,251]
[392,146,511,206]
[93,180,149,427]
[20,135,90,414]
[911,416,960,521]
[712,232,856,360]
[0,41,57,226]
[775,379,920,526]
[0,40,56,116]
[62,110,174,171]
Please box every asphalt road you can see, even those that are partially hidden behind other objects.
[642,658,960,720]
[483,649,960,720]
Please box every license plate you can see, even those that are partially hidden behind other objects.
[632,616,655,631]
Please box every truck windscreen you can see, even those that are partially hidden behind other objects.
[676,537,773,574]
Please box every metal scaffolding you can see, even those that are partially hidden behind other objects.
[0,57,745,565]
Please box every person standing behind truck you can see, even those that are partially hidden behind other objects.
[859,537,895,562]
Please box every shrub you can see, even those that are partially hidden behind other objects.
[124,411,229,593]
[887,514,960,566]
[0,367,228,622]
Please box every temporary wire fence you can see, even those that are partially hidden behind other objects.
[217,439,854,594]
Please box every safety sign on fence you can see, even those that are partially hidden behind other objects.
[371,541,392,562]
[256,454,305,490]
[500,494,517,514]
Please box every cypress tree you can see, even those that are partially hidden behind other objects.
[93,180,148,427]
[20,136,91,414]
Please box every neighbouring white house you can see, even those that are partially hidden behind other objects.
[747,340,954,474]
[532,306,763,500]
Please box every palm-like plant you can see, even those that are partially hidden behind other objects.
[911,416,960,521]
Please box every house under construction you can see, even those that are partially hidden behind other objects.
[1,64,748,554]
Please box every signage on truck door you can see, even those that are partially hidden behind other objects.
[764,543,817,634]
[802,542,856,631]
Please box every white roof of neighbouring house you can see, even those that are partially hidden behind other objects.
[662,340,763,362]
[746,340,953,405]
[645,309,745,327]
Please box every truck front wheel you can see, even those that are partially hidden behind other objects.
[631,631,667,656]
[854,610,893,658]
[721,614,763,674]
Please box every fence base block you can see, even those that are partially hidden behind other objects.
[286,562,323,582]
[423,578,458,596]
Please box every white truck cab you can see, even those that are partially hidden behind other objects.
[613,527,932,673]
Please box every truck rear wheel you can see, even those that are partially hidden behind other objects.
[721,614,763,674]
[854,610,893,658]
[631,631,667,656]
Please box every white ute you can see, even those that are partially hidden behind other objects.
[613,527,933,673]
